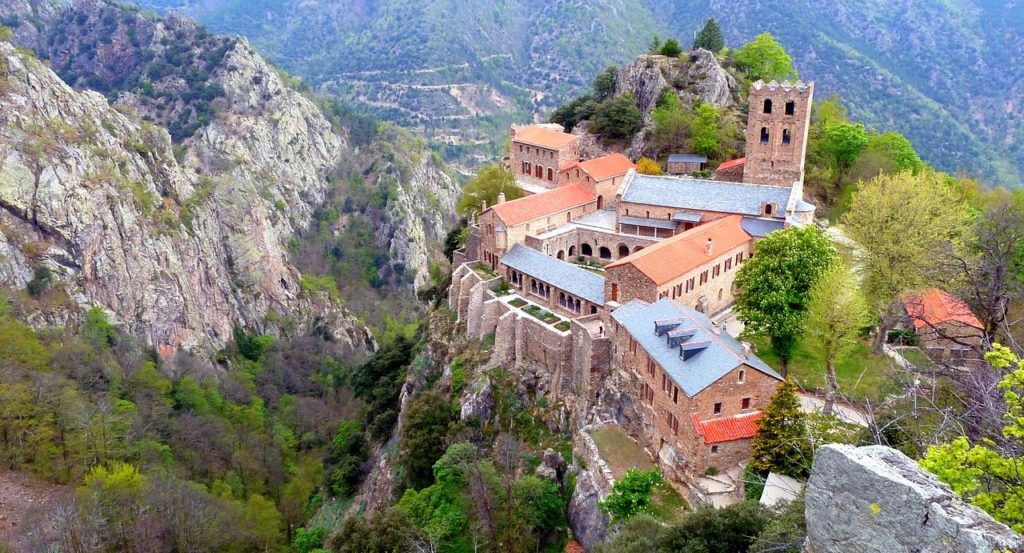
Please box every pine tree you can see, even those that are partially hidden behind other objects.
[693,18,725,53]
[750,379,811,478]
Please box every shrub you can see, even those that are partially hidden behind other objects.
[636,157,663,175]
[600,469,663,522]
[590,94,643,140]
[26,266,53,297]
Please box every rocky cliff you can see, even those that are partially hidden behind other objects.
[805,444,1023,553]
[0,0,460,362]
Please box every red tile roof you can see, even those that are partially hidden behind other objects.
[903,288,982,331]
[577,153,635,180]
[565,541,585,553]
[489,184,596,226]
[691,412,764,444]
[513,125,579,150]
[717,157,746,171]
[606,215,752,285]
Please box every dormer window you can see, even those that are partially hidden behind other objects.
[764,203,774,216]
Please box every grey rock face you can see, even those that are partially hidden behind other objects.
[0,39,371,360]
[460,376,494,424]
[569,468,610,551]
[805,444,1023,553]
[535,448,566,481]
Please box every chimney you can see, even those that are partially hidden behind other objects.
[705,238,713,256]
[497,192,506,204]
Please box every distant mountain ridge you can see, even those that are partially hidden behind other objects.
[101,1,1024,186]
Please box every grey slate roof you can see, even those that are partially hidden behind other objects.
[673,211,704,223]
[620,173,792,218]
[740,217,785,238]
[611,299,781,396]
[501,244,605,306]
[668,153,708,164]
[619,215,677,230]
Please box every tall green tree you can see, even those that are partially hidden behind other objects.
[734,33,798,82]
[693,18,725,52]
[821,122,869,185]
[803,264,870,414]
[842,171,969,352]
[751,379,811,478]
[456,164,523,216]
[400,390,455,490]
[690,101,721,157]
[734,226,840,371]
[866,131,923,174]
[592,66,618,103]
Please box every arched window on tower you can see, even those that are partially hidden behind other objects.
[760,127,770,144]
[785,100,795,115]
[763,99,773,114]
[782,128,792,145]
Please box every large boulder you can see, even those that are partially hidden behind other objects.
[568,467,610,551]
[805,444,1023,553]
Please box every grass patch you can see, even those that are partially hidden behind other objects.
[898,347,939,372]
[508,297,527,308]
[827,182,859,224]
[589,425,653,479]
[648,483,689,522]
[750,335,896,403]
[554,321,571,332]
[472,262,497,278]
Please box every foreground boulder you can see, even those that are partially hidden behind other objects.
[805,444,1023,553]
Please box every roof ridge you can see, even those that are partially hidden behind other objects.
[607,215,744,269]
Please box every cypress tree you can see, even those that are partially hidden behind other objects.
[750,379,812,478]
[693,18,725,53]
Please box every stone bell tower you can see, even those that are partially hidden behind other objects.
[743,80,814,187]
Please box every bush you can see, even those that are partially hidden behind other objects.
[600,469,662,522]
[324,419,368,498]
[636,157,663,175]
[590,95,643,140]
[26,266,53,297]
[659,38,683,57]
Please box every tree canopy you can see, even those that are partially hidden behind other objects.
[636,156,663,175]
[693,18,725,52]
[590,93,643,139]
[734,33,798,82]
[689,101,721,157]
[659,38,683,57]
[456,164,523,216]
[734,226,839,368]
[751,379,811,478]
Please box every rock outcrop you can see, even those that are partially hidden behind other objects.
[805,444,1023,553]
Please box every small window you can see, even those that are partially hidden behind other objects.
[742,397,751,410]
[760,127,770,144]
[713,402,722,415]
[764,203,774,216]
[785,100,795,115]
[783,128,792,145]
[763,99,773,114]
[738,370,745,383]
[711,445,719,454]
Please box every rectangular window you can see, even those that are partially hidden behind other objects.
[725,258,732,271]
[742,397,751,410]
[713,264,720,278]
[673,386,678,404]
[713,402,722,415]
[711,445,719,454]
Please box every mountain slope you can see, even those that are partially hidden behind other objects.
[129,0,1024,186]
[0,0,460,360]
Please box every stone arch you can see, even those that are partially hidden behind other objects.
[597,196,604,209]
[547,167,554,181]
[590,305,598,315]
[568,245,576,257]
[760,127,770,144]
[763,99,773,114]
[599,246,612,260]
[617,244,630,258]
[581,243,593,256]
[556,250,564,260]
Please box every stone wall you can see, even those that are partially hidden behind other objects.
[525,225,656,263]
[509,139,579,189]
[743,81,814,187]
[477,201,598,268]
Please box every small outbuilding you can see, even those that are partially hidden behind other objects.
[667,153,708,175]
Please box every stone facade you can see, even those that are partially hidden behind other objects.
[605,242,750,313]
[476,200,597,269]
[509,124,580,190]
[560,166,629,210]
[525,225,656,264]
[715,158,746,182]
[608,319,780,477]
[743,81,814,187]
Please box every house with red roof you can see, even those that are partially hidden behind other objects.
[604,215,754,314]
[476,184,597,269]
[509,124,580,192]
[559,153,636,209]
[610,298,782,483]
[900,288,984,367]
[715,157,746,182]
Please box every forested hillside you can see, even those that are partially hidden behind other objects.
[132,0,1024,186]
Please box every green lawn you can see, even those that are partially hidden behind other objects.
[587,425,688,521]
[897,347,937,371]
[750,336,897,403]
[588,425,653,479]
